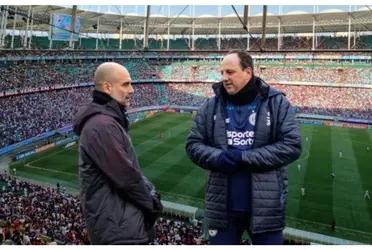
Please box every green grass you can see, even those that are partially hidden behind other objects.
[10,112,372,243]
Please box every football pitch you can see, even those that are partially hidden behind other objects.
[10,112,372,243]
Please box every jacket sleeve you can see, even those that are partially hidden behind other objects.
[81,117,155,213]
[185,99,223,170]
[241,96,302,171]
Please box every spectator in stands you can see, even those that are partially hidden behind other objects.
[73,62,162,244]
[186,50,302,245]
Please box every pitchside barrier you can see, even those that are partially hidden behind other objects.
[283,227,364,245]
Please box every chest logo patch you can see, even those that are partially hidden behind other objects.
[209,229,218,237]
[249,112,256,126]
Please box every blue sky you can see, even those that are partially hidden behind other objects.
[75,5,369,17]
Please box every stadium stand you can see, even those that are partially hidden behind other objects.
[0,172,205,245]
[0,52,371,149]
[0,173,89,244]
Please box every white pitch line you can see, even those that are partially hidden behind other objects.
[27,147,73,166]
[25,163,78,177]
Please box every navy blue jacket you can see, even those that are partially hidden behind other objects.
[186,77,302,233]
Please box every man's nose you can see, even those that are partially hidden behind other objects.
[222,72,229,81]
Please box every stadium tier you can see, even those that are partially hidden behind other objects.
[0,51,371,149]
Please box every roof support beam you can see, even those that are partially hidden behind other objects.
[277,17,281,51]
[0,5,9,47]
[191,19,195,50]
[95,17,100,50]
[49,13,53,49]
[28,7,34,49]
[167,19,170,51]
[217,18,221,51]
[143,5,150,50]
[11,6,17,49]
[261,5,267,50]
[69,5,77,49]
[167,5,170,51]
[347,12,351,50]
[23,5,31,48]
[312,15,316,50]
[119,17,123,49]
[246,6,250,50]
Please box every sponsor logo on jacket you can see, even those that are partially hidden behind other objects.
[227,130,255,146]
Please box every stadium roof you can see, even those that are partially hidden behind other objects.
[5,5,372,36]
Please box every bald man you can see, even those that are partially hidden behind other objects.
[74,62,162,244]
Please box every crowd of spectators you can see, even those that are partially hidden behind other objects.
[161,60,220,82]
[152,216,205,245]
[1,53,371,149]
[0,32,372,53]
[0,49,226,59]
[1,57,371,94]
[257,66,372,85]
[272,84,372,120]
[3,35,372,51]
[221,38,247,50]
[1,49,370,60]
[0,49,144,58]
[0,168,312,245]
[1,82,371,149]
[0,61,96,93]
[0,173,89,245]
[0,88,92,148]
[192,36,370,51]
[0,83,171,148]
[281,37,313,50]
[166,83,213,107]
[0,172,206,245]
[316,37,348,50]
[131,84,166,107]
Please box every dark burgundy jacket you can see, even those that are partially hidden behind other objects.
[73,92,160,244]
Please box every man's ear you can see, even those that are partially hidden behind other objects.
[244,67,252,76]
[101,81,112,94]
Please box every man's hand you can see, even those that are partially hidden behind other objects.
[152,191,163,213]
[227,148,242,162]
[145,191,163,230]
[215,149,242,174]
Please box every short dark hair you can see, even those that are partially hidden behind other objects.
[226,50,254,72]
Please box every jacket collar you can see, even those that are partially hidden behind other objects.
[220,76,258,105]
[92,90,129,131]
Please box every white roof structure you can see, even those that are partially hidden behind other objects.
[5,5,372,36]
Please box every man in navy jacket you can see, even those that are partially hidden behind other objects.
[186,50,302,245]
